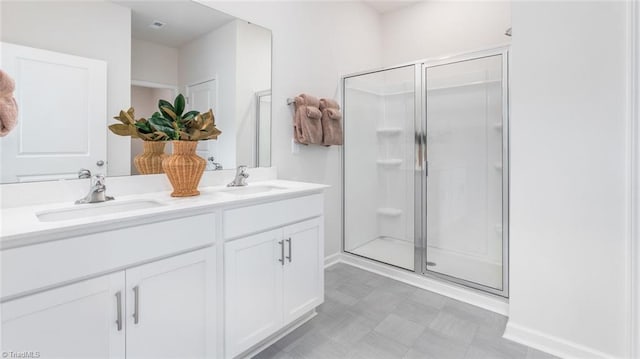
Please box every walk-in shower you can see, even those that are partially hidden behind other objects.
[342,48,509,296]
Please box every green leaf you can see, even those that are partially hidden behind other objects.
[160,106,177,121]
[149,112,172,127]
[158,100,176,120]
[134,121,153,134]
[148,115,176,138]
[174,94,185,117]
[158,99,174,113]
[183,110,199,119]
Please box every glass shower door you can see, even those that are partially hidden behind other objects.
[343,65,417,271]
[424,54,507,293]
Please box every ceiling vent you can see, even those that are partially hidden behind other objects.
[149,20,166,29]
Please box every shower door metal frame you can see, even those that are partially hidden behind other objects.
[341,63,420,273]
[419,47,510,297]
[340,46,510,297]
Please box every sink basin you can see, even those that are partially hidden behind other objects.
[221,185,287,196]
[36,199,165,222]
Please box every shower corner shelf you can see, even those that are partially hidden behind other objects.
[376,208,403,217]
[376,127,403,136]
[376,159,403,167]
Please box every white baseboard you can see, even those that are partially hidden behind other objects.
[239,310,317,359]
[324,252,342,268]
[324,252,509,315]
[504,322,613,359]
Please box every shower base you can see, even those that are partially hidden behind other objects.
[426,246,502,290]
[350,236,414,270]
[349,236,502,289]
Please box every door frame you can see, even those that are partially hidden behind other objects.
[255,89,272,168]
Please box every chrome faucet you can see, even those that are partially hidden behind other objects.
[227,165,249,187]
[76,174,114,204]
[207,156,223,171]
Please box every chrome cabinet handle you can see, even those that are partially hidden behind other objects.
[278,240,284,265]
[115,291,123,331]
[286,238,292,263]
[133,285,140,324]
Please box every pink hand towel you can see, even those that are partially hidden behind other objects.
[319,98,343,146]
[0,69,18,137]
[293,93,323,145]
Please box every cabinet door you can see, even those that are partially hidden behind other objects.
[1,272,125,359]
[282,217,324,324]
[125,247,215,359]
[224,229,283,358]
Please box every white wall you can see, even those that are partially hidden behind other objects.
[196,1,383,257]
[506,1,633,357]
[235,21,272,167]
[131,38,179,86]
[1,1,131,177]
[179,20,237,169]
[380,1,511,66]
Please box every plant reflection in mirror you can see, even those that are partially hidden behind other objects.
[109,94,221,141]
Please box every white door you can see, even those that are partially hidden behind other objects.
[282,218,324,324]
[186,80,218,161]
[1,272,125,359]
[0,42,107,183]
[125,248,215,359]
[224,229,283,358]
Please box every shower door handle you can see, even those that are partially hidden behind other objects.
[425,161,429,176]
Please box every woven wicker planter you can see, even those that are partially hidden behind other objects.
[162,141,206,197]
[134,141,167,175]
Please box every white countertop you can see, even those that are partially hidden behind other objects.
[0,180,328,250]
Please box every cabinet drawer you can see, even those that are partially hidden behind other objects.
[1,212,216,300]
[223,194,323,240]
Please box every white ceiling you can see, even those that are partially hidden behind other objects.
[113,1,236,48]
[363,1,421,14]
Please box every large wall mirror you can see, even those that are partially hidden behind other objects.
[0,0,272,184]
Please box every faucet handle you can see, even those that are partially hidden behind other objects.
[238,165,249,178]
[78,168,91,179]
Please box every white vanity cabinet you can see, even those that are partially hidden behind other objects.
[282,219,324,324]
[0,180,328,359]
[223,195,324,358]
[1,247,215,359]
[1,272,126,358]
[125,248,215,359]
[1,212,218,359]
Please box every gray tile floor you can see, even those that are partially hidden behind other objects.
[254,263,557,359]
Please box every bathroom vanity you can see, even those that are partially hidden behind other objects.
[0,175,327,359]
